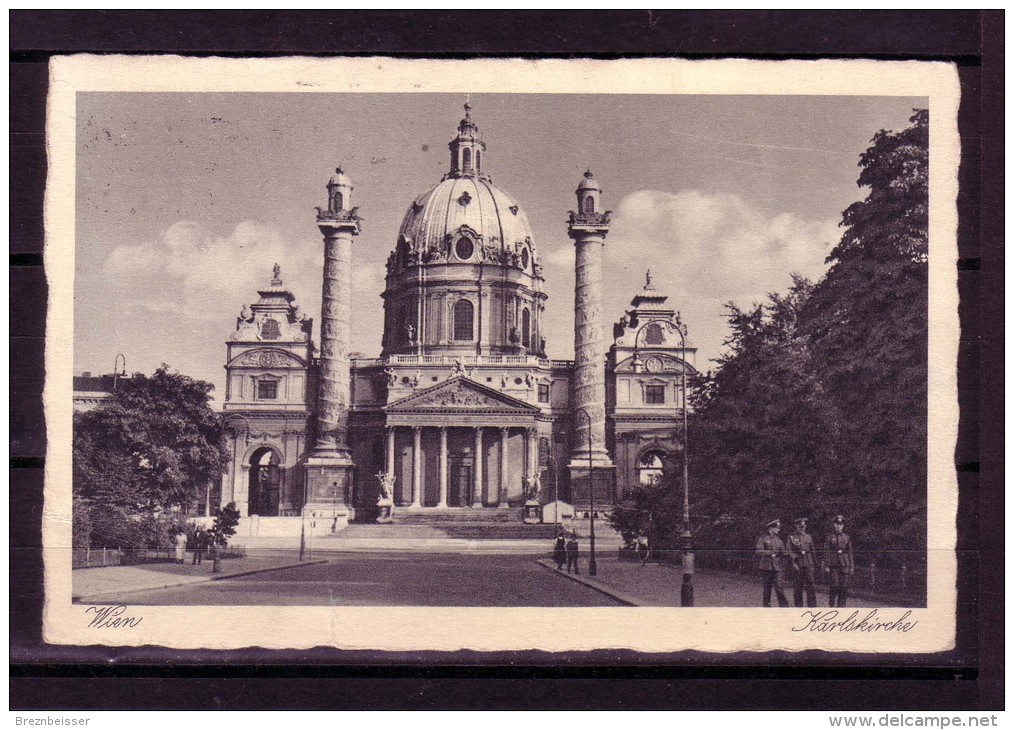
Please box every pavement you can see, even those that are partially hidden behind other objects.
[74,552,624,607]
[537,555,891,608]
[73,552,326,603]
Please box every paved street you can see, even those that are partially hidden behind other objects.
[90,552,625,607]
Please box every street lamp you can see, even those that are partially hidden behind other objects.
[574,407,597,576]
[113,353,127,391]
[629,317,694,606]
[545,450,561,529]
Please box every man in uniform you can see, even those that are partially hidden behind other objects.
[822,514,854,607]
[756,518,789,607]
[787,517,817,607]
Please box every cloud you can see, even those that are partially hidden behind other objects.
[540,189,840,365]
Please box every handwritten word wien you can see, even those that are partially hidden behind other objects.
[792,609,917,633]
[84,605,142,629]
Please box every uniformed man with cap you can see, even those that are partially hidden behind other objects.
[821,515,855,607]
[756,518,790,607]
[787,517,818,607]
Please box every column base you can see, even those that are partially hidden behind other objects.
[303,455,354,529]
[568,463,616,514]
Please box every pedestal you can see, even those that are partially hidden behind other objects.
[376,498,394,524]
[303,455,353,530]
[523,500,543,525]
[567,464,616,517]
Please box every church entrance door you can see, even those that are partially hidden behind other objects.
[248,446,281,517]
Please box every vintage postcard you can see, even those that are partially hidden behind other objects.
[43,56,959,653]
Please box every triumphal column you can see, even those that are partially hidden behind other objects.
[305,167,360,519]
[567,170,615,512]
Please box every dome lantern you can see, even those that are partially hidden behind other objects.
[448,103,488,179]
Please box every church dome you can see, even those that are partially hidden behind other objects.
[381,104,547,359]
[397,176,534,254]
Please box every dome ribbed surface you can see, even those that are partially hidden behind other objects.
[398,176,534,252]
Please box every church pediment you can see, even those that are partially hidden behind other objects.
[385,376,539,413]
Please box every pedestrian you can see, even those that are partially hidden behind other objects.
[552,531,567,570]
[756,518,790,607]
[191,528,206,565]
[174,530,188,564]
[822,515,855,607]
[566,532,580,574]
[787,517,818,607]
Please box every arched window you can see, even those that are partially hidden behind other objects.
[521,308,531,348]
[637,451,667,486]
[475,150,482,172]
[583,195,595,214]
[331,191,343,212]
[453,299,474,341]
[462,148,472,172]
[644,323,664,345]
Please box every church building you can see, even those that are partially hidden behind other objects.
[218,105,697,531]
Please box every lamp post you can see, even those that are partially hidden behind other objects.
[112,353,127,391]
[545,451,561,529]
[630,317,694,606]
[574,407,597,576]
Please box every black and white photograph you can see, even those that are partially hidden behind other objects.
[42,56,960,653]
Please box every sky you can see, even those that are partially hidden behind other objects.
[74,92,925,405]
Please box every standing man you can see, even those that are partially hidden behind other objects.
[787,517,818,607]
[756,518,789,607]
[566,532,580,575]
[191,528,206,565]
[822,515,855,607]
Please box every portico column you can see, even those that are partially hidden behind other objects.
[385,427,396,478]
[498,427,510,507]
[438,427,449,508]
[526,428,538,482]
[472,428,484,507]
[411,426,423,508]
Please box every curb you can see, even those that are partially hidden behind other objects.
[73,559,329,603]
[535,559,641,607]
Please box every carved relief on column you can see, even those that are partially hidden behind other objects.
[473,427,484,507]
[571,236,610,463]
[315,225,357,457]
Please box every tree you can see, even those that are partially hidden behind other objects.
[689,276,839,552]
[73,365,228,540]
[798,109,929,559]
[210,502,241,547]
[609,481,684,556]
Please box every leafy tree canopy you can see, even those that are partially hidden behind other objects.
[73,365,228,515]
[678,109,929,562]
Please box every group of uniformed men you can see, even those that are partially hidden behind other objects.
[755,515,855,608]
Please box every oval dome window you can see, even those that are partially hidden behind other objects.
[521,248,530,269]
[455,237,474,260]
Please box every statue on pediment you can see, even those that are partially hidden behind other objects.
[385,367,397,386]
